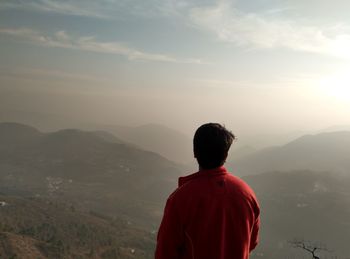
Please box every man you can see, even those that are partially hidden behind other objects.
[155,123,260,259]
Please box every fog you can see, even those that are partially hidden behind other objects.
[2,76,350,148]
[2,0,350,140]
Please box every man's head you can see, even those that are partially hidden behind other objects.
[193,123,235,169]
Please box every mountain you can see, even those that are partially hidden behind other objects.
[319,124,350,133]
[0,109,93,132]
[99,124,193,164]
[230,131,350,176]
[0,122,184,228]
[92,130,124,144]
[4,122,350,258]
[228,145,256,161]
[244,170,350,259]
[0,122,43,147]
[0,194,155,259]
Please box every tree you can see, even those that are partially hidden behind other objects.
[289,239,330,259]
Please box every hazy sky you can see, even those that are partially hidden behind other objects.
[1,0,350,136]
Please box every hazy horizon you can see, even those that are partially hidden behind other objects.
[2,0,350,142]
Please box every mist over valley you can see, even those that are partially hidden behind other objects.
[0,122,349,258]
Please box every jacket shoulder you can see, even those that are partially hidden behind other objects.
[225,173,260,212]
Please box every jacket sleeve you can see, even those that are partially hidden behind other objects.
[249,201,260,252]
[249,214,260,251]
[155,196,185,259]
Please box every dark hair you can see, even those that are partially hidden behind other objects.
[193,123,235,169]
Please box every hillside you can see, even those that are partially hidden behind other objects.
[0,122,184,228]
[0,195,155,259]
[244,170,350,259]
[230,131,350,176]
[2,122,350,258]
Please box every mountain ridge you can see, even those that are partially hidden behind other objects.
[0,122,184,228]
[230,130,350,176]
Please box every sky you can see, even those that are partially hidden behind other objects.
[1,0,350,139]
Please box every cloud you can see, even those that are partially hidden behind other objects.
[0,67,109,83]
[0,0,112,19]
[188,1,350,59]
[0,28,205,64]
[0,0,193,20]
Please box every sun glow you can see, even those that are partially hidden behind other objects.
[317,70,350,101]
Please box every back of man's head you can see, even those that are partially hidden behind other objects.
[193,123,235,169]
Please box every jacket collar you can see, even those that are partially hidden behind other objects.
[178,166,228,187]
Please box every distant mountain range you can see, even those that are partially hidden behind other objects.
[2,122,350,258]
[98,124,193,164]
[0,110,92,132]
[0,122,184,227]
[229,131,350,176]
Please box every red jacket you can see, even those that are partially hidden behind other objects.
[155,166,260,259]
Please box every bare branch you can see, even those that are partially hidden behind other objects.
[289,239,331,259]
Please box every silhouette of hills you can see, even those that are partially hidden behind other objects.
[231,131,350,176]
[2,122,350,258]
[100,124,193,164]
[0,122,43,147]
[0,122,183,227]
